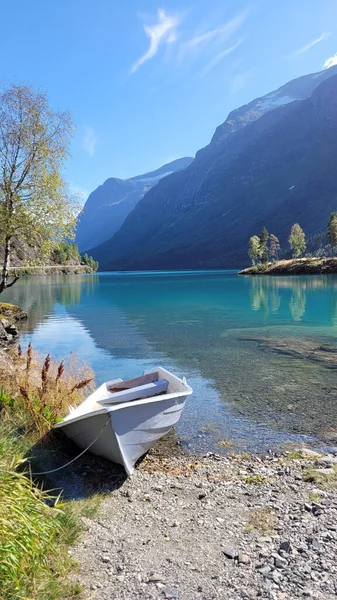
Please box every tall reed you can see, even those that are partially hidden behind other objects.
[0,345,94,436]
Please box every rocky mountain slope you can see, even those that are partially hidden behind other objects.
[75,157,193,252]
[89,66,337,270]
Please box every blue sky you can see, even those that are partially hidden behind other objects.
[1,0,336,202]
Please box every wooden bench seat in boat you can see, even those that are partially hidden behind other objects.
[97,379,169,405]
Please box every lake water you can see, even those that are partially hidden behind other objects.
[4,271,337,454]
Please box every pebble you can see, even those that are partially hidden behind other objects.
[274,556,287,568]
[222,548,238,559]
[70,451,337,600]
[164,586,179,599]
[279,541,292,553]
[148,573,164,583]
[238,553,251,564]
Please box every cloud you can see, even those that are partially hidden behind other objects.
[289,32,331,57]
[186,12,247,51]
[82,126,98,157]
[230,70,252,94]
[131,9,180,73]
[201,40,243,75]
[324,53,337,68]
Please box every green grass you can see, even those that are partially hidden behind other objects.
[245,474,266,484]
[0,347,101,600]
[302,466,337,485]
[0,420,85,600]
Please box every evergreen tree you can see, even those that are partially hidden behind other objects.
[259,227,269,264]
[328,212,337,253]
[248,235,261,265]
[289,224,306,258]
[269,234,280,261]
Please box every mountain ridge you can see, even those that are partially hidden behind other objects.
[75,156,193,252]
[89,66,337,270]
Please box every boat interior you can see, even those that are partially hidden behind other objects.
[64,369,188,421]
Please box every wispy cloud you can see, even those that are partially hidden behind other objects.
[201,40,243,75]
[230,70,252,94]
[289,32,331,57]
[324,52,337,68]
[82,126,98,157]
[185,12,247,51]
[131,9,181,74]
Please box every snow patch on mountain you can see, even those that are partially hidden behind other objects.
[136,171,173,183]
[257,95,294,111]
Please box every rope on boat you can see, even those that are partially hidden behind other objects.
[30,416,110,476]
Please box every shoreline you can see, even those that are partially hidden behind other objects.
[71,447,337,600]
[239,257,337,276]
[7,265,96,276]
[1,342,337,599]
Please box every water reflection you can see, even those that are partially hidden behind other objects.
[249,275,337,324]
[3,272,337,452]
[2,274,98,334]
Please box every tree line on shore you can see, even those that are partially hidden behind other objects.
[248,213,337,266]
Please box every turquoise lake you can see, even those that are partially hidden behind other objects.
[4,271,337,454]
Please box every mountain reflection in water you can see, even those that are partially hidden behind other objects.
[3,271,337,454]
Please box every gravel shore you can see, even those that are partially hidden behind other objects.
[72,448,337,600]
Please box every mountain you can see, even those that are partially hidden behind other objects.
[88,66,337,270]
[75,157,193,252]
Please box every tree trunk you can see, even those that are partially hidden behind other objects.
[0,236,19,294]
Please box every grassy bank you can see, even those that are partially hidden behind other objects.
[7,264,96,276]
[239,256,337,275]
[0,344,97,600]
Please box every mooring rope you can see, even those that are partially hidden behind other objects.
[30,416,110,476]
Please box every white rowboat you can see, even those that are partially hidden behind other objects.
[54,367,192,476]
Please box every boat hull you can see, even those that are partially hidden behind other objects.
[56,368,191,475]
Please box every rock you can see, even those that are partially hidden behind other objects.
[279,541,292,554]
[257,565,271,575]
[101,556,111,563]
[317,455,337,465]
[198,492,207,500]
[0,318,10,329]
[238,553,251,564]
[312,468,335,476]
[274,556,287,568]
[0,321,8,341]
[298,448,323,459]
[257,536,273,544]
[222,548,238,559]
[147,573,164,583]
[164,586,179,599]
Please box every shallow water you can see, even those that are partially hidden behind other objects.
[4,271,337,454]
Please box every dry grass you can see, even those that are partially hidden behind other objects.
[0,343,95,435]
[246,507,277,535]
[302,466,337,486]
[217,439,234,448]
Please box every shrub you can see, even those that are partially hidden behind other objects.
[0,344,95,436]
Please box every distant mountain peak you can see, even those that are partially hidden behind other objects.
[75,157,193,252]
[210,64,337,148]
[88,68,337,271]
